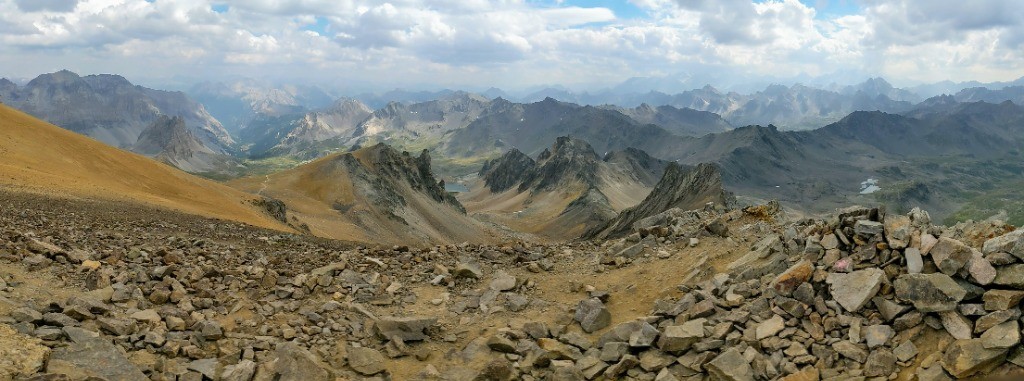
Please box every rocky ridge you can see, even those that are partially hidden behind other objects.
[584,163,735,240]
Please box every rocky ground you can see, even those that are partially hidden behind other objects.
[2,189,1024,381]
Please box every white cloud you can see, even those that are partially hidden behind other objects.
[0,0,1021,89]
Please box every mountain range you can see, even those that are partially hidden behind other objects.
[0,70,231,152]
[7,70,1024,226]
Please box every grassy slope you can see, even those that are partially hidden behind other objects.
[0,104,290,232]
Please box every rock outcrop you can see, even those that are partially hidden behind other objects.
[584,162,734,239]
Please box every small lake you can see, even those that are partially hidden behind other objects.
[445,183,470,193]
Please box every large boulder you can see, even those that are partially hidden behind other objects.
[658,319,705,353]
[940,339,1008,378]
[0,324,50,379]
[884,214,911,249]
[930,238,973,276]
[46,337,147,381]
[826,268,885,312]
[993,264,1024,289]
[254,343,333,381]
[705,348,754,381]
[894,273,967,312]
[575,298,612,333]
[348,346,387,376]
[982,230,1024,259]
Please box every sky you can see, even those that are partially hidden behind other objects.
[0,0,1023,92]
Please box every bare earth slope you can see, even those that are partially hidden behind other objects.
[231,144,506,245]
[0,104,288,231]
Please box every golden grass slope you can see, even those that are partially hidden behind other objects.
[0,104,289,231]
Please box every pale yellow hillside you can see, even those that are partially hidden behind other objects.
[0,104,290,231]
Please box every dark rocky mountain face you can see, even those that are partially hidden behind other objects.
[357,143,465,212]
[519,136,602,192]
[132,115,235,173]
[584,163,733,239]
[479,149,536,193]
[2,70,231,153]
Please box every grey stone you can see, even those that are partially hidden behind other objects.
[905,247,924,274]
[705,348,754,381]
[193,319,223,340]
[454,257,483,279]
[941,338,1008,379]
[930,237,973,275]
[982,230,1024,259]
[826,268,885,312]
[46,337,147,381]
[873,297,910,321]
[10,307,42,323]
[375,316,437,341]
[486,335,517,353]
[755,314,785,340]
[628,322,660,348]
[657,319,705,353]
[993,264,1024,289]
[863,325,894,349]
[967,250,997,285]
[938,311,973,340]
[854,220,884,238]
[975,308,1020,333]
[894,273,967,312]
[884,214,911,249]
[129,309,160,325]
[600,342,629,362]
[348,346,387,376]
[980,321,1019,349]
[222,360,257,381]
[864,348,896,377]
[893,340,918,362]
[187,359,221,380]
[62,326,99,343]
[917,365,952,381]
[489,271,517,291]
[97,317,136,336]
[978,290,1024,311]
[574,298,611,333]
[257,343,333,381]
[42,313,78,327]
[603,354,639,378]
[832,340,868,363]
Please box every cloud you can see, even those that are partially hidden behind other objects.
[0,0,1021,89]
[14,0,78,12]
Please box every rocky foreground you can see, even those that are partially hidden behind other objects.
[2,190,1024,381]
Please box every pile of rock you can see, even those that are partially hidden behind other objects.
[476,206,1024,380]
